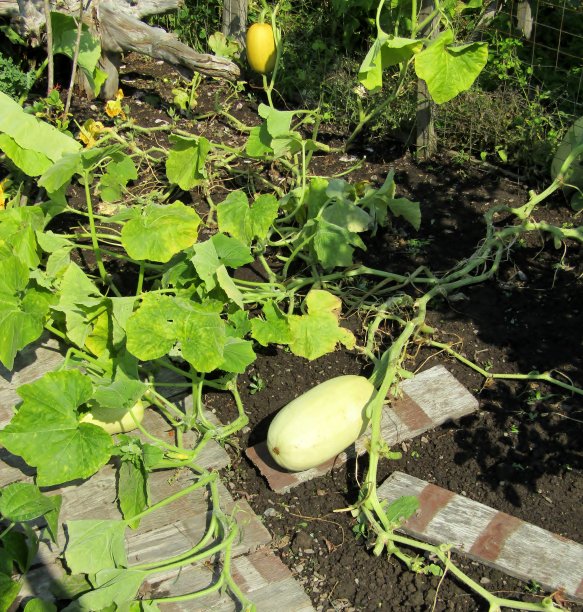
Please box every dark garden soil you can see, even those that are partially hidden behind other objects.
[64,54,583,611]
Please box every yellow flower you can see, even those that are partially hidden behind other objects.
[79,119,106,148]
[0,179,6,210]
[105,89,126,120]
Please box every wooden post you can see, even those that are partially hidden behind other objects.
[416,0,438,161]
[222,0,247,49]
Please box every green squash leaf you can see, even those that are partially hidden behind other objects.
[551,115,583,210]
[359,35,423,91]
[288,290,355,360]
[383,495,420,526]
[322,200,371,233]
[0,206,45,268]
[220,337,256,373]
[52,262,105,348]
[216,265,244,308]
[121,201,201,263]
[310,217,366,269]
[0,133,52,176]
[0,91,80,170]
[177,306,226,373]
[65,519,127,575]
[0,574,22,611]
[51,12,104,96]
[217,191,278,245]
[23,598,58,612]
[0,482,61,525]
[126,294,182,361]
[98,153,138,202]
[211,233,253,268]
[245,124,273,157]
[415,30,488,104]
[251,301,292,347]
[71,568,147,610]
[165,135,210,190]
[117,460,147,530]
[0,256,48,369]
[0,370,113,486]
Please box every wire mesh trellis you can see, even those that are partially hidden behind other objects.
[434,0,583,173]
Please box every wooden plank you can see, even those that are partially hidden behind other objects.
[19,478,272,601]
[2,341,314,611]
[140,547,315,611]
[378,471,583,602]
[23,543,314,611]
[247,365,478,493]
[0,335,63,428]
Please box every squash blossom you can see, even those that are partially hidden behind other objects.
[0,179,6,210]
[105,89,126,119]
[79,119,106,148]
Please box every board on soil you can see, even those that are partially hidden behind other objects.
[247,365,478,493]
[0,338,315,611]
[378,471,583,603]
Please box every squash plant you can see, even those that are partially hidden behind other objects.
[346,0,489,146]
[1,70,583,611]
[0,90,373,608]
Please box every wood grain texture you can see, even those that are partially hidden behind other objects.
[247,365,478,493]
[0,0,18,15]
[378,471,583,602]
[0,334,63,428]
[0,1,239,84]
[98,3,240,80]
[141,547,315,611]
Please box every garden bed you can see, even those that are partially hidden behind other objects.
[2,51,582,611]
[111,57,583,611]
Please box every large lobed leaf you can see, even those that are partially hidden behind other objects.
[415,29,488,104]
[0,482,62,542]
[165,135,210,190]
[121,201,202,263]
[251,291,355,360]
[217,191,279,245]
[0,370,113,486]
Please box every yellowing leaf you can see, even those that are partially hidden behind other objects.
[288,290,355,360]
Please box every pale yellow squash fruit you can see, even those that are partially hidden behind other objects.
[246,23,277,74]
[80,400,146,434]
[267,375,374,472]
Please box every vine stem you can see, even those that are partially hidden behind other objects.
[425,340,583,396]
[0,523,15,540]
[127,470,215,528]
[82,172,122,297]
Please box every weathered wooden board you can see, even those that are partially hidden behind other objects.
[378,471,583,603]
[138,547,314,611]
[0,335,63,428]
[0,335,193,429]
[1,338,315,610]
[247,365,478,493]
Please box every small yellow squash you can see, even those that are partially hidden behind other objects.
[246,23,277,74]
[267,375,374,472]
[80,400,146,435]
